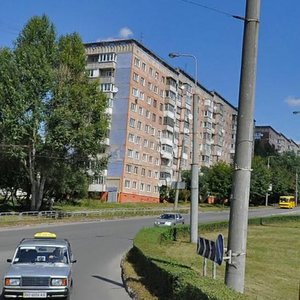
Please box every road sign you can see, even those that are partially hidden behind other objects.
[197,234,224,266]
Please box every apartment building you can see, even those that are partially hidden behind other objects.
[255,126,300,155]
[85,39,238,203]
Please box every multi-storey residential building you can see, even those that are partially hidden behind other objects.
[255,126,300,155]
[85,39,238,203]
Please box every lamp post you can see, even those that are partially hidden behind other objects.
[265,155,274,206]
[169,52,199,243]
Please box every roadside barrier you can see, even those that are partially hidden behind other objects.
[0,207,190,219]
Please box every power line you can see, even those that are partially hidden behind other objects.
[178,0,245,20]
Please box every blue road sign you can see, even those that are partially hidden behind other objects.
[197,234,224,266]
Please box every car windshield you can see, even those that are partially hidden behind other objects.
[13,246,69,264]
[160,214,175,219]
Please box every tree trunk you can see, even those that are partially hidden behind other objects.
[36,176,46,211]
[29,145,36,210]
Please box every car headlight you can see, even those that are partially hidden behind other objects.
[5,278,20,286]
[51,278,68,286]
[165,221,172,225]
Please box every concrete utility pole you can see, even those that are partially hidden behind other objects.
[174,137,185,210]
[190,93,199,243]
[225,0,261,293]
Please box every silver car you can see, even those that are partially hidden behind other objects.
[2,232,76,299]
[154,213,185,226]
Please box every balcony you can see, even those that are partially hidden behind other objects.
[163,110,175,119]
[160,149,173,160]
[160,137,173,147]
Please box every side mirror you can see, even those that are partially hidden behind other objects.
[71,260,77,264]
[7,259,12,263]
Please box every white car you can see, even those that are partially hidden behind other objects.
[154,213,185,226]
[2,232,76,299]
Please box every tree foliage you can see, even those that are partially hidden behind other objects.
[0,15,109,210]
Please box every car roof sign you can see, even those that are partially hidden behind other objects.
[34,232,57,239]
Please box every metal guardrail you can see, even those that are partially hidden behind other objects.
[0,207,190,219]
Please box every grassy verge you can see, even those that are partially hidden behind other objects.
[123,217,300,300]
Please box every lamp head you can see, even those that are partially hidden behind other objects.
[293,111,300,115]
[169,52,179,58]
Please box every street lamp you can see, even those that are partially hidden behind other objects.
[169,52,199,243]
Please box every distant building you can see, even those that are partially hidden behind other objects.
[255,126,300,155]
[85,39,238,202]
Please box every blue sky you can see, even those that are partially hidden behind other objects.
[1,0,299,142]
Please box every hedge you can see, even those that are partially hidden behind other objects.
[127,214,300,299]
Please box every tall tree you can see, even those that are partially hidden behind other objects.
[250,156,271,204]
[0,16,109,210]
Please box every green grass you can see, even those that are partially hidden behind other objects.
[129,219,300,300]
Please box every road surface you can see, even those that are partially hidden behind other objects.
[0,206,299,299]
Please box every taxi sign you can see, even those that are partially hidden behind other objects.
[34,232,57,239]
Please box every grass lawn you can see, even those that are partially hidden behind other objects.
[124,219,300,300]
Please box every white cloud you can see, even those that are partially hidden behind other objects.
[285,96,300,107]
[96,27,134,42]
[119,27,133,39]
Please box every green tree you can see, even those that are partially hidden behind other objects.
[207,161,233,201]
[250,156,271,205]
[0,15,109,210]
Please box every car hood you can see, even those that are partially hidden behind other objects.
[6,264,70,277]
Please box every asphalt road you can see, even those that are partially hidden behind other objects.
[0,206,299,300]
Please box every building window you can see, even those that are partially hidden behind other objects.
[153,99,157,108]
[148,170,152,177]
[135,135,141,144]
[134,57,140,68]
[128,133,134,142]
[138,107,144,116]
[132,88,139,97]
[134,151,140,159]
[141,168,146,176]
[124,180,130,188]
[139,91,145,100]
[87,69,99,78]
[100,83,114,92]
[140,77,145,86]
[133,166,138,174]
[140,182,145,191]
[142,62,146,71]
[137,121,142,130]
[98,53,116,62]
[129,118,136,128]
[155,72,159,79]
[133,72,139,82]
[127,149,133,158]
[147,97,152,105]
[147,184,151,192]
[131,103,137,112]
[132,181,137,189]
[126,164,132,173]
[143,139,149,147]
[146,110,150,119]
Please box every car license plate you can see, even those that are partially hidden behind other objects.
[23,292,47,298]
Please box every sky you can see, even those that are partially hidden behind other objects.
[1,0,299,142]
